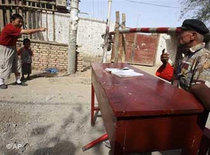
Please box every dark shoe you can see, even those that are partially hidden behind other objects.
[26,76,31,80]
[21,77,25,81]
[15,82,28,86]
[0,84,8,89]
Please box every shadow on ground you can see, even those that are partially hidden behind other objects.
[31,124,53,136]
[33,141,76,155]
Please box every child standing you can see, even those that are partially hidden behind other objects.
[18,38,33,80]
[0,13,46,89]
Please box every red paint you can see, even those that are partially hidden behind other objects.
[140,28,150,32]
[91,63,208,155]
[129,28,137,32]
[176,28,182,33]
[156,27,169,33]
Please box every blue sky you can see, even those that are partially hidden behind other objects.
[79,0,184,28]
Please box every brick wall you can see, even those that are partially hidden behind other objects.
[17,40,83,72]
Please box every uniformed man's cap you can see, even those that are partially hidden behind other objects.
[180,19,209,35]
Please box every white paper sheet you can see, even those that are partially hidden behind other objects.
[105,68,144,77]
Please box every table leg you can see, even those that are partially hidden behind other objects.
[198,128,210,155]
[91,84,95,126]
[198,136,210,155]
[82,134,108,151]
[181,141,201,155]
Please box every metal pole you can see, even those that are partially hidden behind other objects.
[102,0,112,63]
[109,27,182,35]
[68,0,79,74]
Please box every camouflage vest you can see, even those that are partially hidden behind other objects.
[176,43,210,90]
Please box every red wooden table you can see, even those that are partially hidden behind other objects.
[91,63,208,155]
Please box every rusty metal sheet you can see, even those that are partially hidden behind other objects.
[112,33,159,66]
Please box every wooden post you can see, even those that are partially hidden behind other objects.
[11,0,16,14]
[46,11,49,41]
[52,4,56,42]
[26,1,32,39]
[45,3,49,41]
[121,13,126,62]
[0,0,4,31]
[18,0,23,16]
[5,0,10,24]
[52,13,55,41]
[34,2,37,39]
[131,33,138,63]
[114,11,120,63]
[26,9,29,29]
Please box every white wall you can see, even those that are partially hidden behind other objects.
[40,12,114,57]
[155,34,178,66]
[41,12,179,65]
[77,18,114,57]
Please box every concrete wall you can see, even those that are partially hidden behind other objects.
[35,12,179,67]
[77,18,114,57]
[40,12,114,57]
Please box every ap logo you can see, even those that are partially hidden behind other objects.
[6,143,23,150]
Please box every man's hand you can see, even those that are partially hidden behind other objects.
[190,83,210,111]
[160,49,169,66]
[39,27,47,32]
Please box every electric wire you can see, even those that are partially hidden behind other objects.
[125,0,179,8]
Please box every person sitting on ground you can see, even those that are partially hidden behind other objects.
[18,38,33,81]
[0,13,47,89]
[156,19,210,108]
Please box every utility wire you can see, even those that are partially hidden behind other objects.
[125,0,179,8]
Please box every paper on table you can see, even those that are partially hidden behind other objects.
[105,68,144,77]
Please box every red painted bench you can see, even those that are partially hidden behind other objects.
[199,127,210,155]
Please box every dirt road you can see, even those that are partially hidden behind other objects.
[0,65,209,155]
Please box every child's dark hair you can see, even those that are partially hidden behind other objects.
[23,38,30,45]
[11,14,23,21]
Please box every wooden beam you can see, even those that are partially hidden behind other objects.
[131,33,137,63]
[121,13,126,62]
[26,1,29,29]
[45,10,49,41]
[4,0,10,24]
[11,0,16,14]
[114,11,120,63]
[52,5,55,41]
[25,0,56,5]
[34,2,37,39]
[0,0,4,31]
[0,4,56,12]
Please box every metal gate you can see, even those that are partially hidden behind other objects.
[113,33,159,66]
